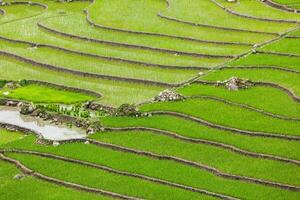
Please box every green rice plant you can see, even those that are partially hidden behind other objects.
[0,160,113,200]
[229,53,300,71]
[178,83,300,118]
[214,0,300,21]
[0,39,200,84]
[2,136,299,200]
[6,153,214,200]
[140,98,300,136]
[0,129,23,146]
[261,38,300,55]
[159,0,296,33]
[86,0,275,44]
[90,130,300,186]
[101,115,300,161]
[202,68,300,97]
[0,57,163,106]
[0,84,94,104]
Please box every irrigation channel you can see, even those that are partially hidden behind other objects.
[0,106,86,140]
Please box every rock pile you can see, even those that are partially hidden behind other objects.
[222,77,253,91]
[113,104,141,117]
[20,103,35,115]
[84,101,115,114]
[4,100,20,107]
[154,89,185,102]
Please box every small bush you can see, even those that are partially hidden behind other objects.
[113,104,141,117]
[0,80,7,88]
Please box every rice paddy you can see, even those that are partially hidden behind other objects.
[0,0,299,199]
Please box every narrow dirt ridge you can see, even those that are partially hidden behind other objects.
[261,0,300,13]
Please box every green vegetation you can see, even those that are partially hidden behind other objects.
[0,160,113,200]
[0,129,23,145]
[0,84,94,104]
[0,0,299,199]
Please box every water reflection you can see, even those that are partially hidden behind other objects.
[0,106,86,141]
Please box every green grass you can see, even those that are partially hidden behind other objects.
[0,160,112,200]
[2,135,299,200]
[0,84,94,104]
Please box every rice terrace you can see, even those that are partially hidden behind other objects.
[1,0,300,199]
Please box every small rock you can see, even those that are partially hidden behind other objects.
[84,141,90,145]
[53,141,60,147]
[6,101,19,107]
[13,174,25,180]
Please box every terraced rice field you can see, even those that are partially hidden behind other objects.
[0,0,300,199]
